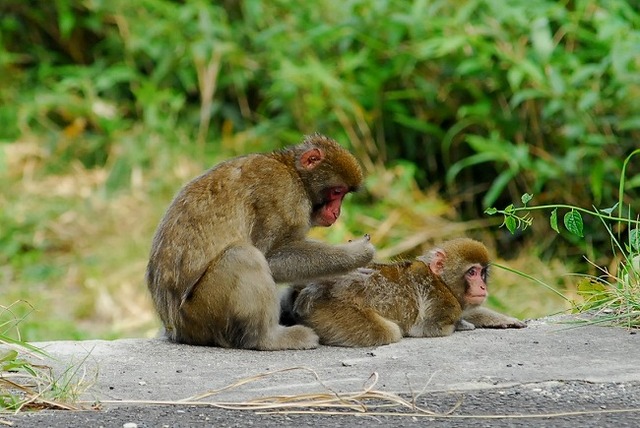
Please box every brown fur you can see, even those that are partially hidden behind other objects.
[281,238,526,347]
[146,134,375,350]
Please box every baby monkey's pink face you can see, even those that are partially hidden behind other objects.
[464,264,488,306]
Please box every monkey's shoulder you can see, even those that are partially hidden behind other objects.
[373,259,431,282]
[191,154,291,187]
[169,154,307,227]
[371,260,411,274]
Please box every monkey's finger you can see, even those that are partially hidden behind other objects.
[364,233,371,241]
[356,267,375,276]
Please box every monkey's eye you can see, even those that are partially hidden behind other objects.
[329,187,348,199]
[466,266,487,281]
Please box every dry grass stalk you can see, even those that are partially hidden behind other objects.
[92,366,640,419]
[95,366,457,415]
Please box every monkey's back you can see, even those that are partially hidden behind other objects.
[293,258,461,346]
[366,261,456,334]
[146,153,312,323]
[301,261,441,334]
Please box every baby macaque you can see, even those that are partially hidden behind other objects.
[280,238,526,347]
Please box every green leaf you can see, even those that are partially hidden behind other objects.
[504,216,517,234]
[521,193,533,205]
[619,117,640,131]
[446,151,501,184]
[393,114,444,137]
[630,229,640,252]
[485,207,498,215]
[482,169,515,209]
[578,91,600,111]
[56,0,75,39]
[564,210,584,237]
[599,203,619,215]
[515,59,545,85]
[504,204,516,214]
[550,208,560,233]
[0,350,18,363]
[530,17,554,61]
[510,89,546,108]
[547,66,565,95]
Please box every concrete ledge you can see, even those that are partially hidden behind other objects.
[22,315,640,406]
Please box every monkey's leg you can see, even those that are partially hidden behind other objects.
[303,302,403,347]
[178,245,319,350]
[412,290,461,338]
[412,320,457,338]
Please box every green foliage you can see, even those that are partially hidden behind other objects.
[572,222,640,329]
[1,302,89,412]
[486,197,636,245]
[1,0,638,337]
[563,210,584,238]
[486,150,640,328]
[1,0,639,208]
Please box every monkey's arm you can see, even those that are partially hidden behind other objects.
[462,307,527,329]
[267,236,375,283]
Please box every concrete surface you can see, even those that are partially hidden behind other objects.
[32,316,640,402]
[2,315,640,426]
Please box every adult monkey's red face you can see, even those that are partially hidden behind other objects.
[312,185,349,227]
[296,139,364,228]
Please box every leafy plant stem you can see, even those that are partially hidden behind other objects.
[492,204,640,226]
[618,149,640,233]
[492,262,570,302]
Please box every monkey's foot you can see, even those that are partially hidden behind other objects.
[258,325,320,350]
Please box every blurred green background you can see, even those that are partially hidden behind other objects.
[1,0,638,340]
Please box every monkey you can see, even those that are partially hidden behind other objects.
[145,134,376,350]
[280,237,526,347]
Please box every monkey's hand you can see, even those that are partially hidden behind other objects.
[494,318,528,329]
[356,267,376,275]
[462,307,528,329]
[475,314,528,329]
[348,233,371,242]
[341,234,376,265]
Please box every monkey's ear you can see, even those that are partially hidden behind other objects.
[428,248,447,276]
[299,148,325,170]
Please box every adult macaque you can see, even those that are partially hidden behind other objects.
[146,134,375,350]
[280,238,526,347]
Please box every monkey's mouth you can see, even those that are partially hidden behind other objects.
[311,203,340,227]
[467,294,487,304]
